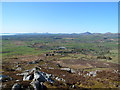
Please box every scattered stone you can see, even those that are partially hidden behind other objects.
[55,77,65,82]
[86,71,97,77]
[28,60,41,64]
[61,68,76,73]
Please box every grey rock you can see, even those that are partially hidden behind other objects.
[12,83,21,90]
[33,71,47,82]
[61,68,76,73]
[86,71,97,77]
[33,70,53,83]
[70,69,76,73]
[16,72,29,76]
[61,68,71,71]
[16,80,20,82]
[15,65,21,67]
[16,67,22,71]
[23,74,33,81]
[55,77,65,82]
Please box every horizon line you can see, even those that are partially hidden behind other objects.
[0,32,118,34]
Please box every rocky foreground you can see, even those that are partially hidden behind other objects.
[1,57,120,89]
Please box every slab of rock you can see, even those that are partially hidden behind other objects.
[16,72,29,76]
[61,68,76,73]
[61,68,71,71]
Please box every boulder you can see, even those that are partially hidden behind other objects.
[32,70,54,83]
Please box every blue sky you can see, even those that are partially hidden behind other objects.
[2,2,118,33]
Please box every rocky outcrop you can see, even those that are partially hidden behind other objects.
[33,70,54,83]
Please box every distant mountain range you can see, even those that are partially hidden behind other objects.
[0,32,118,36]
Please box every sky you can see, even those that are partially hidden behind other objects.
[2,2,118,33]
